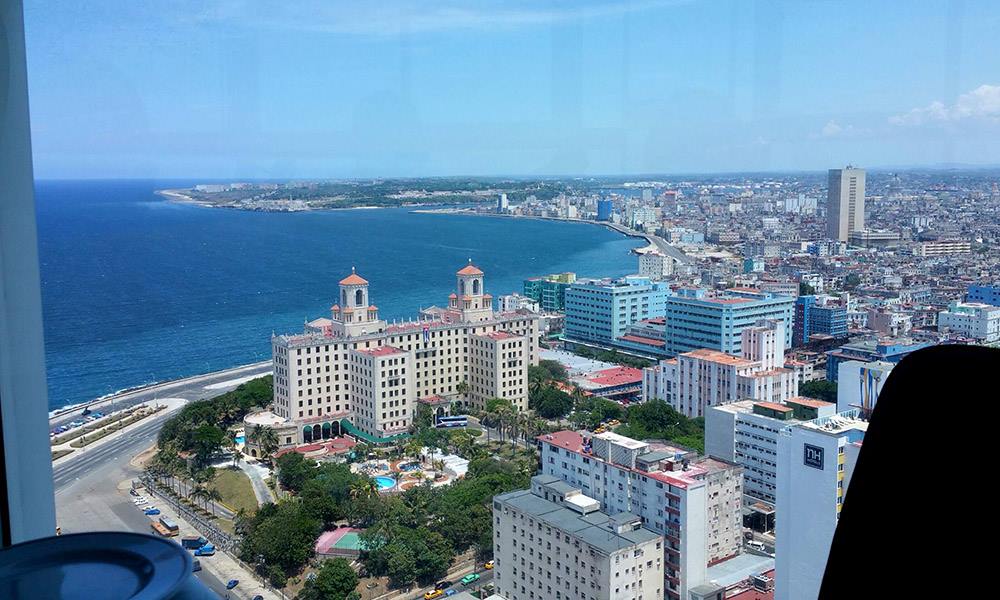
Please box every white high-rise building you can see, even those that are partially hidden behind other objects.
[706,397,836,507]
[538,430,743,600]
[493,474,665,600]
[642,320,798,418]
[826,167,865,242]
[775,411,867,600]
[268,263,539,446]
[497,192,509,213]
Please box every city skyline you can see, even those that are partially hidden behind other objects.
[24,0,1000,179]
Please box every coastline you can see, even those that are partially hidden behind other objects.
[48,360,272,423]
[155,188,485,213]
[412,207,691,263]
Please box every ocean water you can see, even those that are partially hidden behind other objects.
[36,180,642,410]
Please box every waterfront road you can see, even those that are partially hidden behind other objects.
[53,362,273,598]
[49,361,272,428]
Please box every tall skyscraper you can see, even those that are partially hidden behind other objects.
[826,166,865,242]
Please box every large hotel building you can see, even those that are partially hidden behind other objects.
[266,263,539,446]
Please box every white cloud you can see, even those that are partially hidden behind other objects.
[889,85,1000,126]
[183,0,691,35]
[818,120,863,138]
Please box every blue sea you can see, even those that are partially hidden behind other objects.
[36,180,643,410]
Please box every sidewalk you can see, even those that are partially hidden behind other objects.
[139,480,282,600]
[240,460,275,505]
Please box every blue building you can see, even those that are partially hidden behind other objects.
[967,284,1000,307]
[793,295,848,346]
[597,199,614,222]
[663,288,795,356]
[825,338,932,382]
[563,276,670,346]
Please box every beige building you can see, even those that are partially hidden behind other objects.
[269,263,539,445]
[826,167,865,242]
[493,474,665,600]
[643,320,798,418]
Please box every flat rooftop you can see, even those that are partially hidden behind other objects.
[706,553,775,588]
[495,488,660,555]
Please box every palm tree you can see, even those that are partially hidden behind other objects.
[253,426,279,464]
[350,478,378,501]
[405,439,423,462]
[455,380,470,407]
[190,485,208,510]
[205,488,223,516]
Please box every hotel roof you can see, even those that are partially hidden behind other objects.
[755,402,793,413]
[357,345,406,357]
[339,270,369,286]
[457,263,484,276]
[619,334,666,347]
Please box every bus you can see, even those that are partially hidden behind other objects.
[435,415,468,428]
[150,522,176,537]
[159,516,179,533]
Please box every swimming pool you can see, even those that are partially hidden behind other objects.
[374,476,396,490]
[235,436,245,444]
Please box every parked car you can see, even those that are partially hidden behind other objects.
[484,560,494,570]
[143,508,160,516]
[423,591,444,600]
[444,591,457,597]
[460,573,480,586]
[225,580,239,590]
[435,581,452,590]
[194,544,216,557]
[192,559,201,573]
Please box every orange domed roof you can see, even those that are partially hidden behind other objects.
[339,267,368,286]
[457,264,483,276]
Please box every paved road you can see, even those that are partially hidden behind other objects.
[50,361,272,429]
[52,364,273,598]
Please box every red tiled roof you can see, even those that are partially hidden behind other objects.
[359,345,405,357]
[339,272,368,285]
[457,264,484,276]
[587,366,643,387]
[536,430,584,453]
[619,334,666,347]
[787,396,834,408]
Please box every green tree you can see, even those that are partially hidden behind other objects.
[239,501,321,578]
[276,452,316,493]
[297,558,358,600]
[617,399,706,453]
[531,386,573,419]
[799,282,816,296]
[800,380,838,403]
[844,273,862,290]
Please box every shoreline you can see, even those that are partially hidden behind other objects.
[412,208,691,263]
[49,360,271,423]
[155,188,485,213]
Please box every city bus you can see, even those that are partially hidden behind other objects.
[435,415,468,428]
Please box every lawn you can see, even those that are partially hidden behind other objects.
[212,467,259,514]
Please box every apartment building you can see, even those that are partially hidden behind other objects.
[638,251,674,281]
[564,276,671,346]
[914,239,971,257]
[493,474,665,600]
[664,288,794,357]
[269,263,539,445]
[643,320,798,418]
[937,301,1000,343]
[775,411,866,600]
[705,397,836,507]
[537,430,743,600]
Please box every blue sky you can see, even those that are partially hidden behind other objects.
[23,0,1000,179]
